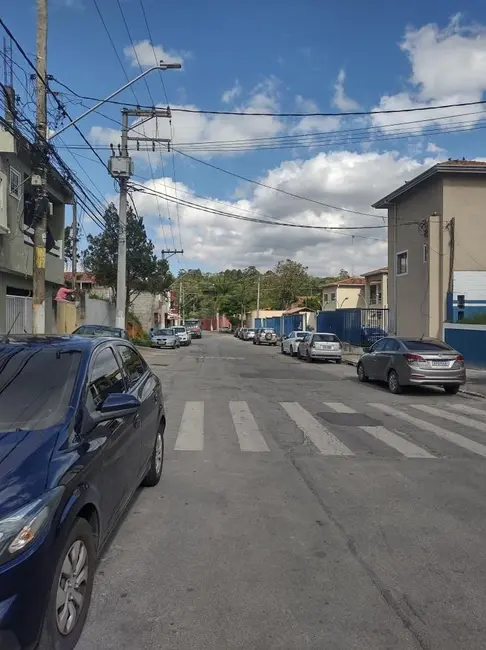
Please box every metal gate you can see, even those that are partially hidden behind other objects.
[6,295,33,334]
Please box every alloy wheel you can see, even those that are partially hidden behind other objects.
[155,432,163,475]
[56,540,89,636]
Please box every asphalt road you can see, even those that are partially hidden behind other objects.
[78,333,486,650]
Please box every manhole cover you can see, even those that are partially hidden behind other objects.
[316,412,382,427]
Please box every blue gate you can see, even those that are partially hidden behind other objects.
[316,309,388,345]
[282,314,303,336]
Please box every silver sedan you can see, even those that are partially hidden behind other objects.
[297,332,342,363]
[357,336,466,394]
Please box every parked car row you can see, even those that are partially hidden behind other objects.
[281,330,343,363]
[150,326,194,349]
[234,327,279,346]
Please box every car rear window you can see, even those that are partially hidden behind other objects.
[296,332,306,338]
[313,334,339,342]
[403,339,453,352]
[76,326,121,337]
[173,327,185,333]
[0,347,81,432]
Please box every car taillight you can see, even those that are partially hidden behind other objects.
[456,355,464,362]
[404,353,425,362]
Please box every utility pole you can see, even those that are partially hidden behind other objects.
[256,276,261,322]
[71,202,77,290]
[32,0,48,334]
[180,281,185,324]
[161,248,183,260]
[109,102,178,329]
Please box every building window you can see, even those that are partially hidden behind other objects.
[423,243,428,263]
[9,167,21,199]
[369,283,382,305]
[323,293,328,302]
[330,292,336,302]
[396,250,408,276]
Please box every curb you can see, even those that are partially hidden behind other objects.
[343,358,359,367]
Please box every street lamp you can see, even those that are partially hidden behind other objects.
[338,297,349,309]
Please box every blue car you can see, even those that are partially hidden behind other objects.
[0,335,165,650]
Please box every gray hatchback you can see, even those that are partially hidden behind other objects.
[357,336,466,394]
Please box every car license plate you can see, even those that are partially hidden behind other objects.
[432,360,448,367]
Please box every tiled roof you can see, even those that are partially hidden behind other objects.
[321,277,365,288]
[283,306,314,314]
[64,272,96,283]
[361,267,388,277]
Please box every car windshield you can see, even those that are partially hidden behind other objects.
[295,332,306,338]
[173,327,185,333]
[155,329,173,336]
[0,347,81,433]
[313,334,339,342]
[403,339,453,352]
[75,326,121,338]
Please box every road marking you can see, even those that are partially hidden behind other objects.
[280,402,354,456]
[174,402,204,451]
[410,404,486,433]
[369,403,486,457]
[450,403,486,417]
[324,403,434,458]
[229,402,270,452]
[323,402,356,413]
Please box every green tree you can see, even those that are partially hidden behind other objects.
[266,259,310,309]
[338,268,350,279]
[82,203,173,310]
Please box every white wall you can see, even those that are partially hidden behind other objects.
[453,271,486,300]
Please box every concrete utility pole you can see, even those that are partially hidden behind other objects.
[109,99,179,329]
[32,0,48,334]
[71,202,77,290]
[256,276,261,320]
[180,281,185,324]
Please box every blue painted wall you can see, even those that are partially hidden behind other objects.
[444,325,486,367]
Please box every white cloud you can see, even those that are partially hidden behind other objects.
[332,69,360,111]
[89,77,284,160]
[222,81,242,104]
[372,15,486,130]
[130,150,441,275]
[124,40,188,68]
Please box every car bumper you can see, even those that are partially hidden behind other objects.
[0,533,55,650]
[152,340,177,347]
[403,368,466,386]
[310,349,342,359]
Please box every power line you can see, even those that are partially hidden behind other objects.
[39,81,486,117]
[173,149,385,219]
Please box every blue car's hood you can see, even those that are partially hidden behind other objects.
[0,426,60,518]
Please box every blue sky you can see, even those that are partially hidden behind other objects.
[3,1,486,275]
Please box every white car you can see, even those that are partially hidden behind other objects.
[281,330,308,356]
[173,326,191,346]
[297,332,342,363]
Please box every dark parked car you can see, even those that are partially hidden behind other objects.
[71,324,130,340]
[0,335,165,650]
[360,326,387,347]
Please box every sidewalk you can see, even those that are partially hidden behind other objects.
[342,351,486,399]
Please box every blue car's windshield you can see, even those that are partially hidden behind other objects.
[0,347,81,433]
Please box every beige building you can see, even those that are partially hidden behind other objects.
[373,160,486,338]
[321,278,366,311]
[0,125,73,334]
[361,267,388,309]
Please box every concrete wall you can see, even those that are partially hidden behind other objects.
[452,271,486,320]
[387,177,443,337]
[337,286,364,309]
[130,292,169,332]
[248,309,283,327]
[83,297,116,328]
[0,152,66,286]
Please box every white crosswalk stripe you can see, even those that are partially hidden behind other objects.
[324,403,435,458]
[171,399,486,459]
[174,401,204,451]
[410,404,486,433]
[369,403,486,458]
[230,401,270,452]
[281,402,354,456]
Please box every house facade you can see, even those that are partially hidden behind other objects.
[373,160,486,338]
[0,124,73,334]
[321,278,366,311]
[361,267,388,309]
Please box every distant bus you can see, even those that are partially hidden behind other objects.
[184,319,202,338]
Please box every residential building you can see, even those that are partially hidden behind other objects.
[361,267,388,308]
[373,160,486,338]
[321,277,365,311]
[64,272,97,293]
[0,119,74,334]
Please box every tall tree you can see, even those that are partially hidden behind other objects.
[267,259,310,309]
[82,203,173,309]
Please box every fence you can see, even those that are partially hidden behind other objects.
[316,308,389,346]
[444,323,486,367]
[6,295,33,334]
[254,316,282,332]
